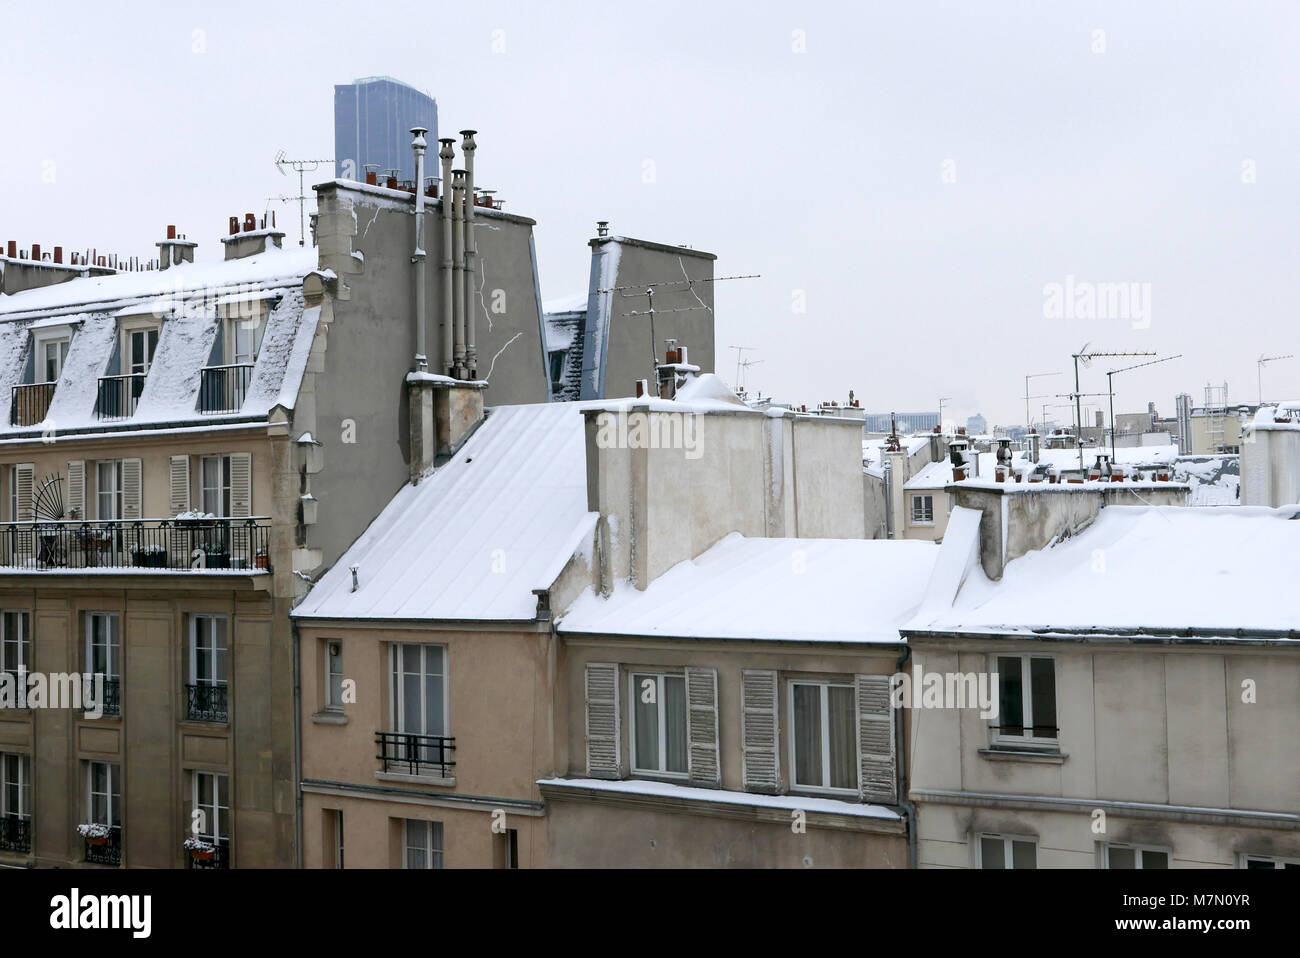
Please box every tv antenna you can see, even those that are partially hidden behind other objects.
[1258,353,1294,405]
[274,151,335,247]
[730,345,760,390]
[1070,344,1155,469]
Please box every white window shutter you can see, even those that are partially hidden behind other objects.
[685,666,720,786]
[66,460,85,520]
[121,459,142,520]
[741,669,780,793]
[584,663,621,779]
[169,456,190,515]
[229,452,252,517]
[855,673,897,804]
[14,464,34,522]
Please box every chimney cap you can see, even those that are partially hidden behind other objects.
[409,126,428,136]
[459,128,477,136]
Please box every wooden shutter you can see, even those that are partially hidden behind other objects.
[741,669,780,793]
[66,460,85,520]
[584,663,621,779]
[169,456,190,515]
[229,453,252,517]
[121,459,143,554]
[855,673,897,804]
[13,464,33,522]
[685,666,720,787]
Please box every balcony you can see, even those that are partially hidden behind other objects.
[0,517,271,572]
[376,731,456,779]
[84,827,122,866]
[186,682,228,723]
[95,373,146,420]
[100,678,121,716]
[0,815,30,853]
[188,839,229,870]
[198,364,253,414]
[10,382,56,427]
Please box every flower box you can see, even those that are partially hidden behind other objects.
[78,822,110,844]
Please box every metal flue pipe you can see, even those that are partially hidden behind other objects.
[438,138,456,375]
[461,130,478,377]
[451,169,467,379]
[410,127,429,371]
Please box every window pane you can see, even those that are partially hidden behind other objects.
[401,674,420,733]
[827,685,857,790]
[980,836,1005,868]
[663,675,687,774]
[1108,846,1135,869]
[997,657,1023,736]
[1141,850,1168,869]
[1011,840,1037,869]
[423,674,444,737]
[792,684,823,787]
[1029,658,1056,738]
[632,674,659,770]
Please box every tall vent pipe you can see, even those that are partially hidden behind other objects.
[451,169,467,379]
[461,130,478,377]
[410,127,429,371]
[438,138,456,376]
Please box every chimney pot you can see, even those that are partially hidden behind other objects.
[244,213,255,232]
[31,243,40,261]
[167,225,176,239]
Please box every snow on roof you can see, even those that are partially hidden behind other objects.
[1252,401,1300,431]
[1034,444,1179,470]
[903,459,953,490]
[916,505,1300,635]
[559,533,939,643]
[542,291,589,315]
[293,400,608,622]
[862,435,930,467]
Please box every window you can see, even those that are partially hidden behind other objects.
[993,654,1057,745]
[200,455,232,517]
[403,819,443,869]
[790,680,857,793]
[227,314,266,366]
[97,461,124,521]
[40,338,70,383]
[325,640,344,711]
[547,350,566,388]
[629,672,687,776]
[192,772,229,846]
[392,644,445,737]
[911,494,934,524]
[126,327,159,376]
[498,828,519,869]
[979,833,1037,869]
[1,753,30,820]
[86,613,121,715]
[327,809,344,869]
[1104,844,1169,869]
[188,615,228,722]
[1243,855,1300,869]
[88,761,121,829]
[0,612,30,685]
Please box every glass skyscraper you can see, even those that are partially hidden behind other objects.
[334,76,438,184]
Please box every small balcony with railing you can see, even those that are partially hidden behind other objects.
[0,517,271,573]
[186,682,228,723]
[10,382,56,427]
[375,731,456,781]
[84,826,122,866]
[0,815,31,853]
[198,364,254,414]
[188,838,229,870]
[95,372,147,420]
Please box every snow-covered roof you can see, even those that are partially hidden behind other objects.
[903,459,952,490]
[862,435,930,467]
[913,505,1300,636]
[542,291,589,315]
[293,400,606,622]
[559,532,939,643]
[1034,444,1179,471]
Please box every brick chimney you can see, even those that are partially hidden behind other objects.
[221,212,285,261]
[156,225,197,270]
[406,373,486,483]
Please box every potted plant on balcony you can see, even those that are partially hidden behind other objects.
[78,823,110,846]
[131,543,167,568]
[184,836,215,862]
[203,542,231,569]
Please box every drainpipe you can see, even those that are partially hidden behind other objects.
[438,138,456,375]
[451,169,467,378]
[461,130,478,377]
[410,127,429,372]
[292,619,303,869]
[894,643,918,870]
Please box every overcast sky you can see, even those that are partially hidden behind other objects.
[2,0,1296,427]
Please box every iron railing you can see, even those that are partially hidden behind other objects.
[186,682,228,723]
[0,815,30,853]
[0,669,24,709]
[0,518,271,572]
[188,839,229,870]
[95,373,147,420]
[10,382,56,426]
[99,678,121,716]
[84,827,122,866]
[198,364,254,414]
[376,731,456,778]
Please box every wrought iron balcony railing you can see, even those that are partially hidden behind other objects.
[84,827,122,866]
[0,518,271,572]
[375,731,456,778]
[99,677,121,716]
[95,372,147,420]
[10,382,56,426]
[188,839,229,870]
[0,815,31,853]
[198,364,254,414]
[186,682,228,723]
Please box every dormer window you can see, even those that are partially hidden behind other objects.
[40,337,69,383]
[126,326,159,376]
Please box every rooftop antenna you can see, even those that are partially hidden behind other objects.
[937,397,953,432]
[1071,344,1155,469]
[1105,354,1181,459]
[1258,353,1294,405]
[730,345,758,389]
[738,357,764,395]
[1023,372,1060,432]
[274,150,335,247]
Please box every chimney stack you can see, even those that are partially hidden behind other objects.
[460,130,478,378]
[438,138,456,376]
[221,211,285,261]
[410,127,429,372]
[156,225,197,270]
[451,169,467,378]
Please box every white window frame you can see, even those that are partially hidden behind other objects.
[1103,843,1171,869]
[324,640,345,711]
[1241,854,1300,869]
[33,330,71,384]
[0,752,31,820]
[85,612,120,682]
[189,615,228,688]
[628,671,689,779]
[0,611,30,676]
[403,818,444,869]
[97,460,124,521]
[224,306,268,367]
[977,832,1038,869]
[8,467,16,523]
[390,644,447,737]
[191,771,229,845]
[87,761,120,828]
[910,493,934,525]
[121,322,160,377]
[200,455,232,518]
[990,653,1058,747]
[332,809,344,869]
[787,678,859,796]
